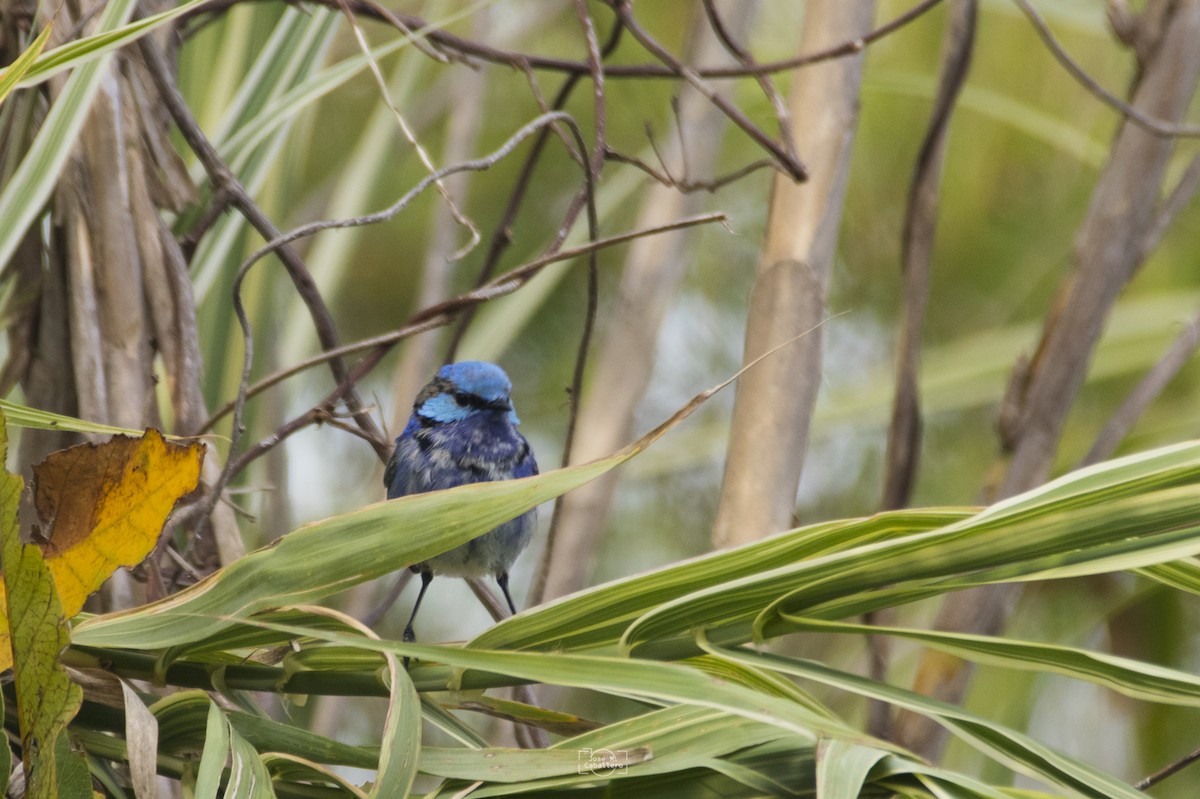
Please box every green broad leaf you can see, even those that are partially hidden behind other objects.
[261,753,368,797]
[73,380,716,652]
[155,691,379,769]
[50,732,91,799]
[193,701,231,799]
[227,718,278,798]
[443,693,603,738]
[780,615,1200,708]
[230,713,377,771]
[440,705,796,795]
[816,739,890,799]
[471,509,968,652]
[212,622,866,747]
[616,440,1200,653]
[371,654,420,798]
[0,26,52,107]
[0,416,84,799]
[0,0,138,276]
[1137,558,1200,595]
[701,642,1147,799]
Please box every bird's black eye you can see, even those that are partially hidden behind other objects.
[452,391,471,407]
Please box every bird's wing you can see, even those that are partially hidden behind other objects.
[513,436,539,479]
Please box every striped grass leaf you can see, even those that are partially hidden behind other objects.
[470,509,969,652]
[0,0,137,274]
[194,621,873,747]
[816,739,891,799]
[372,651,420,798]
[260,754,367,798]
[779,615,1200,707]
[0,398,148,437]
[0,26,51,106]
[193,700,232,799]
[616,441,1200,653]
[226,713,277,798]
[14,0,210,88]
[700,641,1146,799]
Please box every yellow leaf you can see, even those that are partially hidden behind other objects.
[0,426,204,670]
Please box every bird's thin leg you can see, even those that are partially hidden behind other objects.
[402,570,434,669]
[496,571,518,616]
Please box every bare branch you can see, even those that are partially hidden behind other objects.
[702,0,797,162]
[531,0,608,608]
[201,213,728,469]
[443,18,624,359]
[1012,0,1200,138]
[882,0,977,510]
[1081,313,1200,467]
[1137,742,1200,791]
[882,0,978,746]
[609,0,807,182]
[182,0,945,81]
[136,32,387,466]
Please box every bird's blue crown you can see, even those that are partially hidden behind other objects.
[414,361,521,425]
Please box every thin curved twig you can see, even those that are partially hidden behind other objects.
[1137,742,1200,790]
[528,0,607,609]
[136,36,386,459]
[443,15,625,360]
[702,0,797,163]
[1011,0,1200,138]
[216,113,617,483]
[196,213,725,434]
[216,111,582,497]
[608,0,807,181]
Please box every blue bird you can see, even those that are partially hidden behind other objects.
[385,361,538,647]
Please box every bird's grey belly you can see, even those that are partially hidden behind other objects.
[419,512,534,577]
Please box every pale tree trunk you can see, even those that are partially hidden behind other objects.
[712,0,876,548]
[0,1,243,605]
[896,0,1200,759]
[536,1,751,603]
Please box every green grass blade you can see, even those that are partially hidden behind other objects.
[0,399,148,437]
[15,0,209,88]
[816,739,890,799]
[72,455,616,649]
[0,26,52,106]
[782,616,1200,707]
[193,701,230,799]
[0,0,137,275]
[701,642,1146,799]
[371,657,420,798]
[471,510,967,652]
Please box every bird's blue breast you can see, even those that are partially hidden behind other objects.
[386,409,537,577]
